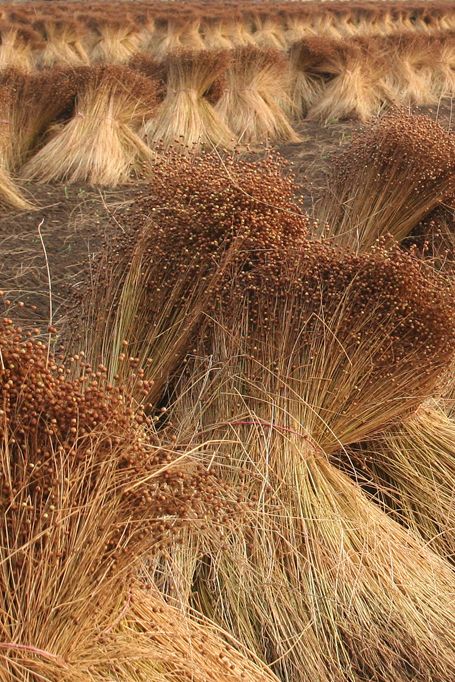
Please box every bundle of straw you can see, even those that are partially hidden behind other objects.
[141,50,233,151]
[67,152,308,408]
[301,36,393,123]
[0,82,31,210]
[165,231,455,681]
[249,10,286,49]
[380,33,441,106]
[288,38,334,118]
[32,17,90,67]
[0,318,273,681]
[344,401,455,563]
[22,65,158,186]
[88,15,144,64]
[150,14,205,60]
[317,112,455,249]
[215,47,299,147]
[0,23,39,72]
[433,31,455,99]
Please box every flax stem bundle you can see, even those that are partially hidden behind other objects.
[344,401,455,563]
[32,17,89,68]
[215,46,299,147]
[0,318,272,681]
[165,237,455,682]
[317,112,455,249]
[22,65,158,186]
[142,153,455,682]
[141,51,233,151]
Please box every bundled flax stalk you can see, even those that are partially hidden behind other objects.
[0,23,39,72]
[0,82,31,210]
[288,38,333,118]
[215,47,299,147]
[67,152,307,408]
[150,14,205,60]
[343,402,455,563]
[317,112,455,249]
[249,10,286,49]
[0,318,276,682]
[22,65,158,186]
[165,234,455,682]
[300,36,394,123]
[122,152,455,681]
[32,17,89,67]
[88,15,144,64]
[380,33,441,106]
[141,51,233,151]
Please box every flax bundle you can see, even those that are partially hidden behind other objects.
[317,112,455,249]
[343,402,455,563]
[0,23,39,72]
[130,151,455,682]
[164,232,455,682]
[32,17,89,67]
[141,51,233,151]
[0,318,275,682]
[22,65,158,186]
[215,47,298,147]
[302,36,393,123]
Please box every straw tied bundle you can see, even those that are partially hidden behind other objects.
[344,401,455,563]
[215,46,298,146]
[0,68,77,210]
[0,317,278,682]
[136,50,234,151]
[318,112,455,249]
[67,151,307,410]
[22,64,159,186]
[134,153,455,682]
[288,35,394,122]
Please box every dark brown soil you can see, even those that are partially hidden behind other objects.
[0,104,452,330]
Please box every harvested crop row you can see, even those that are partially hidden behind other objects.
[0,33,452,205]
[1,0,454,57]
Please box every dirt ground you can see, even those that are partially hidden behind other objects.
[0,103,452,331]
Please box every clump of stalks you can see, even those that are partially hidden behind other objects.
[288,38,333,117]
[317,111,455,250]
[215,47,299,147]
[87,14,144,64]
[22,65,158,186]
[0,317,277,681]
[0,82,31,210]
[141,50,233,151]
[249,10,286,49]
[163,228,455,682]
[295,36,393,123]
[0,68,78,174]
[342,401,455,563]
[200,13,234,50]
[110,150,455,682]
[0,22,40,72]
[379,32,441,106]
[149,13,205,60]
[433,31,455,99]
[67,151,308,408]
[32,17,89,67]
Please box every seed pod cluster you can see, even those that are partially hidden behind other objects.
[317,111,455,249]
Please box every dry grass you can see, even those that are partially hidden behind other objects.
[163,237,455,681]
[140,50,233,151]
